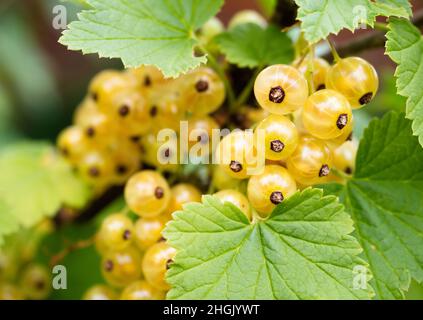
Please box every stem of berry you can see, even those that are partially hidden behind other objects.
[328,40,341,63]
[306,45,315,94]
[49,237,94,267]
[235,67,261,109]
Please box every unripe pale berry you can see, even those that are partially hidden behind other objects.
[247,165,297,218]
[326,57,378,109]
[254,64,308,115]
[302,89,353,140]
[124,171,171,218]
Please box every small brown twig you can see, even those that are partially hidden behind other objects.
[49,237,94,267]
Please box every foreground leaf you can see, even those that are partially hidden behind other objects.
[386,18,423,148]
[59,0,224,77]
[164,190,373,300]
[214,24,294,69]
[295,0,411,43]
[322,112,423,299]
[0,142,91,228]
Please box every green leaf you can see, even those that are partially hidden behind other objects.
[0,200,19,246]
[214,24,294,69]
[164,190,373,300]
[59,0,224,77]
[386,18,423,148]
[321,112,423,299]
[0,142,91,228]
[294,0,411,43]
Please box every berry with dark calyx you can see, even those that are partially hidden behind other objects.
[98,213,134,251]
[326,57,378,109]
[124,170,171,218]
[254,64,308,115]
[287,135,333,186]
[247,165,297,218]
[302,89,353,140]
[142,242,176,291]
[255,114,299,161]
[101,247,143,288]
[215,131,258,180]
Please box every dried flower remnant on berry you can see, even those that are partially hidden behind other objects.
[195,80,209,92]
[270,140,285,153]
[155,187,164,199]
[359,92,373,105]
[119,105,130,117]
[104,260,114,272]
[230,161,243,173]
[123,230,131,240]
[269,86,285,103]
[337,114,348,130]
[270,191,284,205]
[319,165,330,177]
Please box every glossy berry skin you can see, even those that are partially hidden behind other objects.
[110,141,142,185]
[75,105,114,140]
[326,57,379,109]
[124,171,171,218]
[120,280,166,300]
[83,285,118,300]
[302,89,353,140]
[126,66,165,90]
[89,70,136,108]
[327,114,354,148]
[101,246,143,288]
[216,131,259,179]
[254,64,308,115]
[287,135,333,186]
[228,10,267,29]
[180,67,225,116]
[142,242,176,291]
[214,189,252,220]
[57,126,91,162]
[77,149,114,185]
[20,264,51,300]
[149,90,187,132]
[333,140,358,175]
[133,216,167,251]
[141,133,179,173]
[247,165,297,218]
[255,114,299,161]
[108,90,152,138]
[168,183,202,215]
[98,213,134,251]
[296,57,330,91]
